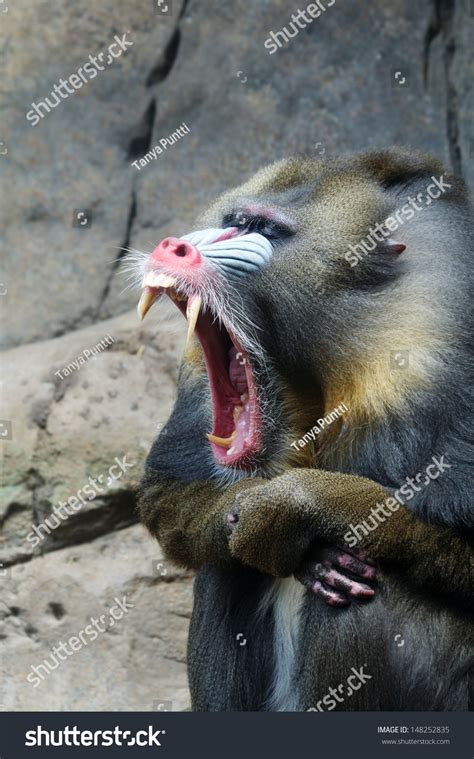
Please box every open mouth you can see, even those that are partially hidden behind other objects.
[137,274,262,468]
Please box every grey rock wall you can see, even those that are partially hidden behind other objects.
[2,1,471,348]
[1,310,190,710]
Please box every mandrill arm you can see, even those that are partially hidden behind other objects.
[140,473,377,603]
[228,468,473,607]
[138,361,471,604]
[139,476,264,571]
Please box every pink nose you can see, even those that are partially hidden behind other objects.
[149,237,202,271]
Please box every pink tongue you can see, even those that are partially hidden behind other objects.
[228,346,248,394]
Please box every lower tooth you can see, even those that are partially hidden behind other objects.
[233,405,243,422]
[207,431,236,449]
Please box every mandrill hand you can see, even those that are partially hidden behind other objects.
[226,468,387,584]
[227,468,473,609]
[294,545,376,607]
[227,481,315,577]
[228,483,377,604]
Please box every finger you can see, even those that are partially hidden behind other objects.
[294,564,322,590]
[227,511,239,528]
[227,503,240,528]
[333,551,377,580]
[323,546,376,574]
[321,563,375,598]
[294,568,350,607]
[345,547,376,566]
[312,579,349,607]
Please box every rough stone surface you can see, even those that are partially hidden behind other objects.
[1,0,186,347]
[1,309,184,566]
[2,1,471,346]
[1,309,189,710]
[0,525,192,711]
[452,0,474,190]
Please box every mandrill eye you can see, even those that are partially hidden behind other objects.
[223,211,293,242]
[234,211,249,228]
[223,211,252,230]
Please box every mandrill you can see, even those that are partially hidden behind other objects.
[133,148,473,711]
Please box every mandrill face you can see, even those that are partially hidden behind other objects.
[129,151,468,475]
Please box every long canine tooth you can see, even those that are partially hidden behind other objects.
[142,272,177,289]
[207,432,236,449]
[137,287,158,320]
[186,294,202,345]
